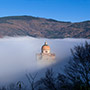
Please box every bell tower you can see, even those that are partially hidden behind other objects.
[41,42,50,54]
[37,42,56,65]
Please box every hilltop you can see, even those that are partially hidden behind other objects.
[0,16,90,38]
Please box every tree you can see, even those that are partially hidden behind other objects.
[65,42,90,90]
[26,73,38,90]
[57,73,72,90]
[36,69,57,90]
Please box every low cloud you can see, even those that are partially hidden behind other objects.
[0,36,89,85]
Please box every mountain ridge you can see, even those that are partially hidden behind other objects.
[0,16,90,38]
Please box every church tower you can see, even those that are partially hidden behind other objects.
[37,42,55,65]
[41,42,50,54]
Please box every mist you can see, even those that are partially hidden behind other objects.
[0,36,89,85]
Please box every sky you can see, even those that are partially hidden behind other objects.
[0,0,90,22]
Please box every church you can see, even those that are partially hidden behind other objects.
[37,42,55,65]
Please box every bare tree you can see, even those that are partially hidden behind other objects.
[26,73,38,90]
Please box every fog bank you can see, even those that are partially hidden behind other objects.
[0,36,89,85]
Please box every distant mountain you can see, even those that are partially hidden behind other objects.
[0,16,90,38]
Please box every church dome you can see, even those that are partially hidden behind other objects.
[42,42,50,50]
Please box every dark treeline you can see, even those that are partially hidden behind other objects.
[0,42,90,90]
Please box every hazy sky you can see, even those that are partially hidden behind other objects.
[0,0,90,22]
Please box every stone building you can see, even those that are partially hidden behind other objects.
[37,42,55,65]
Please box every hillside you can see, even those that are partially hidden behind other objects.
[0,16,90,38]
